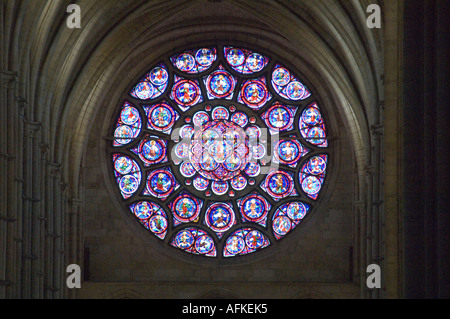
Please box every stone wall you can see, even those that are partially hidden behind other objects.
[79,81,358,298]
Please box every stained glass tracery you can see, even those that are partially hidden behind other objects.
[109,45,330,259]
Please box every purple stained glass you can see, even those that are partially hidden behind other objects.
[129,201,168,239]
[262,170,295,201]
[112,154,141,199]
[224,47,269,74]
[205,68,236,99]
[204,202,235,238]
[300,102,328,147]
[171,78,203,109]
[132,138,167,166]
[171,228,217,257]
[113,101,141,146]
[110,45,329,258]
[169,192,202,225]
[271,64,311,101]
[189,119,250,182]
[224,228,270,257]
[172,48,217,74]
[299,154,327,200]
[130,64,168,100]
[144,102,179,134]
[237,193,271,226]
[238,78,271,109]
[144,168,178,200]
[262,103,296,133]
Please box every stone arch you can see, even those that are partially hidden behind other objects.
[68,0,382,297]
[1,0,389,299]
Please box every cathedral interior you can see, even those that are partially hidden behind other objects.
[0,0,449,299]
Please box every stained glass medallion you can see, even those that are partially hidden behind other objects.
[130,63,169,100]
[109,45,330,259]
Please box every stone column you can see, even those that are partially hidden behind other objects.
[0,70,18,298]
[436,0,450,299]
[383,0,403,299]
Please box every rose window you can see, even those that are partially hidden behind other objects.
[109,45,329,258]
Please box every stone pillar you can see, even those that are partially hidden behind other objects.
[55,178,68,299]
[383,0,403,299]
[436,0,450,299]
[0,70,18,298]
[66,181,84,299]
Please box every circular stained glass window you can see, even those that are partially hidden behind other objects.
[109,45,330,259]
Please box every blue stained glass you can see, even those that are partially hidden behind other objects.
[237,77,272,109]
[273,139,310,167]
[144,102,179,134]
[171,228,217,257]
[171,48,217,74]
[224,47,269,74]
[113,101,142,146]
[110,45,329,258]
[130,64,169,100]
[170,76,203,111]
[192,111,210,127]
[143,168,179,201]
[211,106,229,120]
[237,193,271,226]
[204,202,236,238]
[272,201,310,240]
[298,155,328,200]
[211,181,229,195]
[112,154,141,199]
[260,170,297,201]
[204,66,236,100]
[224,228,270,257]
[168,192,203,226]
[300,102,328,147]
[129,201,168,239]
[131,137,168,166]
[271,64,311,101]
[261,103,297,134]
[230,111,248,127]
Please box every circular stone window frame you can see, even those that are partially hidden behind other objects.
[105,41,335,265]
